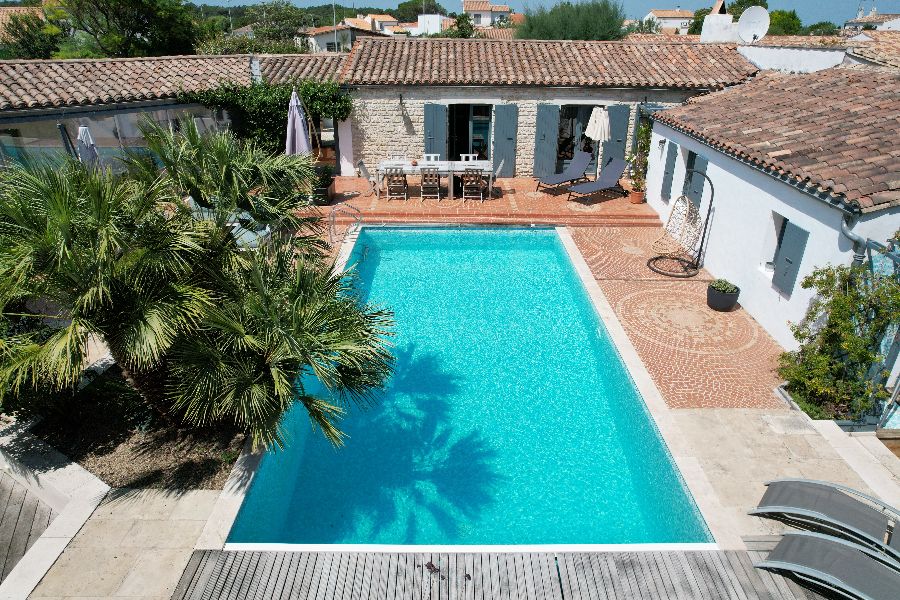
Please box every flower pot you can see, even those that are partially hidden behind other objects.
[707,285,740,312]
[628,190,645,204]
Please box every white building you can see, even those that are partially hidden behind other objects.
[299,23,388,52]
[462,1,511,27]
[645,66,900,349]
[644,9,694,35]
[844,9,900,31]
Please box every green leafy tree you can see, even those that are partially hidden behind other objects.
[688,7,711,35]
[768,9,802,35]
[727,0,767,19]
[516,1,625,41]
[443,12,474,38]
[626,17,660,34]
[394,0,446,23]
[246,0,312,42]
[60,0,197,57]
[779,264,900,420]
[0,11,65,59]
[803,21,838,35]
[0,123,394,448]
[195,33,303,55]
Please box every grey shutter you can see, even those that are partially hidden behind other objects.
[492,104,517,177]
[423,103,447,159]
[661,141,678,200]
[533,104,559,177]
[772,221,809,295]
[684,152,708,206]
[600,104,631,166]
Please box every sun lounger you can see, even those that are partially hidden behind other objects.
[567,158,627,200]
[535,150,593,191]
[749,478,900,562]
[755,532,900,600]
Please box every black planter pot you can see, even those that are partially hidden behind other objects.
[707,286,740,312]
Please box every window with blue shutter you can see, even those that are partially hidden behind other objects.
[423,104,448,159]
[533,104,559,177]
[660,141,678,201]
[772,219,809,295]
[683,151,708,207]
[492,104,517,177]
[601,104,631,165]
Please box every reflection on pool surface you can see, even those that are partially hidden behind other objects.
[228,227,710,545]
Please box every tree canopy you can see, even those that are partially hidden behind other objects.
[393,0,447,23]
[516,0,625,41]
[0,10,65,59]
[727,0,767,19]
[688,8,711,35]
[768,9,802,36]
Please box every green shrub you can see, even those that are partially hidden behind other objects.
[709,279,739,294]
[779,264,900,420]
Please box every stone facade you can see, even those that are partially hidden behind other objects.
[348,86,693,177]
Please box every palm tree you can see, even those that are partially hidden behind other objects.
[0,125,394,448]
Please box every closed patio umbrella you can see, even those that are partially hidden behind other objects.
[585,106,610,142]
[285,89,312,156]
[76,125,99,166]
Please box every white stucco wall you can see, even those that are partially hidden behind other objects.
[737,46,848,73]
[346,86,690,177]
[646,123,900,350]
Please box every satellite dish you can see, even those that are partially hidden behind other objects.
[738,6,770,43]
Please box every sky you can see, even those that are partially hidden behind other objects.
[202,0,900,27]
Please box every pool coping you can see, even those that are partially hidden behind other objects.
[199,223,741,552]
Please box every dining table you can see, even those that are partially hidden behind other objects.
[375,159,494,202]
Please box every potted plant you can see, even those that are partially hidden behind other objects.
[707,278,740,311]
[311,165,335,206]
[626,122,651,204]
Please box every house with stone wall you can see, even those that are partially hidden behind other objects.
[335,37,758,179]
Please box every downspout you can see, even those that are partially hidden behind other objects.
[840,214,867,266]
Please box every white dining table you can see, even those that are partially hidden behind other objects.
[375,159,494,202]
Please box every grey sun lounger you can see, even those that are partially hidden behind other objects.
[535,150,593,191]
[749,478,900,562]
[755,532,900,600]
[566,157,627,200]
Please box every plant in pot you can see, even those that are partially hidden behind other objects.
[625,122,650,204]
[310,164,335,205]
[707,278,740,311]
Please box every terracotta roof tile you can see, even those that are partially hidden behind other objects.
[848,30,900,68]
[653,67,900,213]
[340,37,756,89]
[0,55,251,111]
[0,7,42,40]
[258,54,345,83]
[479,28,515,40]
[846,13,900,25]
[463,1,493,10]
[649,9,694,18]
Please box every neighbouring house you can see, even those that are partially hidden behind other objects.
[844,9,900,31]
[848,30,900,67]
[0,53,343,164]
[0,6,43,41]
[646,66,900,349]
[364,14,400,33]
[337,37,757,180]
[231,23,255,38]
[299,23,388,52]
[644,9,694,35]
[462,1,512,28]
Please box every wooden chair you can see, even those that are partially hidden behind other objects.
[420,167,442,202]
[490,159,505,198]
[384,167,408,201]
[460,154,478,162]
[356,160,378,197]
[461,168,486,203]
[423,154,441,162]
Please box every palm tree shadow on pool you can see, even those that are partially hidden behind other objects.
[283,343,505,544]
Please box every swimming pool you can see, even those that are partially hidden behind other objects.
[228,226,710,546]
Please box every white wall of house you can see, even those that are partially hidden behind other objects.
[881,17,900,30]
[644,13,692,34]
[305,30,353,52]
[466,10,493,26]
[646,123,900,350]
[737,46,849,73]
[346,86,690,178]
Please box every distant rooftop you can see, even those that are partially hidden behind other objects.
[649,9,694,19]
[846,12,900,25]
[849,30,900,68]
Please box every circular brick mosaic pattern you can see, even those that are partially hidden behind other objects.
[616,288,759,355]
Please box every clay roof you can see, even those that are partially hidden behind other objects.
[653,67,900,214]
[342,17,372,30]
[0,7,42,38]
[0,55,252,111]
[302,24,351,36]
[479,28,515,40]
[366,14,396,22]
[463,1,493,10]
[340,37,756,89]
[755,35,855,48]
[258,54,345,83]
[491,4,511,12]
[386,25,408,33]
[624,33,700,43]
[509,13,525,25]
[649,9,694,18]
[849,30,900,68]
[846,13,900,25]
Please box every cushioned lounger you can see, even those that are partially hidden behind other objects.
[535,150,593,191]
[567,158,627,200]
[749,478,900,562]
[755,532,900,600]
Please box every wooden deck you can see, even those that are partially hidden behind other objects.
[0,471,57,583]
[171,550,823,600]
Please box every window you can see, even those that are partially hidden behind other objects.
[682,150,708,206]
[768,213,810,295]
[326,42,337,52]
[473,13,481,25]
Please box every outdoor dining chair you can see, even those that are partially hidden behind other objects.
[420,167,442,202]
[356,160,378,197]
[423,154,441,162]
[491,159,505,198]
[461,168,486,203]
[460,154,478,162]
[384,167,409,201]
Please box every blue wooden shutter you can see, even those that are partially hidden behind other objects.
[492,104,517,177]
[661,141,678,200]
[601,104,631,166]
[423,103,447,159]
[772,221,809,295]
[683,152,708,206]
[533,104,559,177]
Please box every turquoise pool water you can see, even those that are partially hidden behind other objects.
[228,227,710,545]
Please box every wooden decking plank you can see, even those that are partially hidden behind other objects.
[723,552,766,600]
[696,551,736,599]
[0,483,26,578]
[256,551,287,600]
[348,552,368,600]
[367,552,386,600]
[567,553,591,600]
[306,551,334,600]
[578,553,605,600]
[275,552,304,599]
[737,551,782,600]
[527,554,547,600]
[202,549,240,600]
[25,499,52,553]
[539,553,563,600]
[334,552,354,600]
[485,553,499,600]
[242,552,271,600]
[711,551,750,600]
[320,552,344,600]
[646,552,678,599]
[586,553,619,600]
[633,552,664,599]
[399,553,414,600]
[501,553,518,600]
[216,550,249,600]
[3,489,39,579]
[471,553,484,600]
[232,551,264,600]
[614,553,645,599]
[751,550,795,600]
[558,554,580,600]
[385,553,401,600]
[672,552,710,599]
[171,550,208,600]
[511,554,528,600]
[496,553,510,600]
